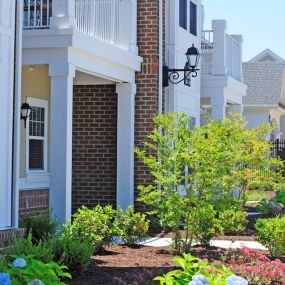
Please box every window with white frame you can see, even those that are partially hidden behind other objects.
[26,98,48,173]
[179,0,198,36]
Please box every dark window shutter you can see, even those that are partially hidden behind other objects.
[29,139,44,170]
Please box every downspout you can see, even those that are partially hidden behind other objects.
[158,0,163,114]
[12,0,23,228]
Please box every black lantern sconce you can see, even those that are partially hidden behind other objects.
[163,44,201,87]
[21,102,32,128]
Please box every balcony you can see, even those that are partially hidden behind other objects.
[201,22,243,82]
[23,0,135,51]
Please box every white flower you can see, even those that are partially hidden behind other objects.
[226,275,248,285]
[188,274,209,285]
[28,279,45,285]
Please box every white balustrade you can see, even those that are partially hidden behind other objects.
[23,0,135,51]
[201,28,242,81]
[75,0,133,51]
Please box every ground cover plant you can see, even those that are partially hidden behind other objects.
[135,112,282,253]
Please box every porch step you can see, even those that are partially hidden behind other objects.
[0,228,26,247]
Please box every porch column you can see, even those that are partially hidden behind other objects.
[228,104,244,118]
[50,0,75,29]
[49,63,75,223]
[212,96,226,121]
[116,83,136,210]
[211,20,227,75]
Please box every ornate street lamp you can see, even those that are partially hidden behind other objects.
[163,44,201,87]
[21,102,32,128]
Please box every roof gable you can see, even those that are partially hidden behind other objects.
[248,49,285,63]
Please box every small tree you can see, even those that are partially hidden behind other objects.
[135,113,283,253]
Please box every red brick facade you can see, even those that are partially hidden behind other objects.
[72,85,118,213]
[135,0,165,209]
[19,189,49,217]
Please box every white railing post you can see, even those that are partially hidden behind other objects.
[211,19,227,75]
[130,0,138,53]
[232,35,243,81]
[50,0,75,30]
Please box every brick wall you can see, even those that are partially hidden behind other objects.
[72,85,117,213]
[135,0,165,210]
[19,189,49,217]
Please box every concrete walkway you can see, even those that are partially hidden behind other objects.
[137,237,267,251]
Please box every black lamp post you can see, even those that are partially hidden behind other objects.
[163,44,201,87]
[21,102,32,128]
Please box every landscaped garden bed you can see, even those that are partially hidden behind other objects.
[1,113,285,285]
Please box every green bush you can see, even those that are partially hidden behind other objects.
[256,199,273,214]
[187,204,223,247]
[154,254,233,285]
[20,211,59,243]
[65,205,119,252]
[5,232,54,264]
[219,208,248,234]
[1,256,71,285]
[117,206,150,245]
[247,180,276,192]
[255,216,285,257]
[276,186,285,206]
[50,234,93,275]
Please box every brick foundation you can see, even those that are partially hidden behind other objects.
[0,228,26,247]
[135,0,165,210]
[72,85,117,213]
[19,189,49,217]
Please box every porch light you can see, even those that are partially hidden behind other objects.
[21,102,32,128]
[163,43,201,87]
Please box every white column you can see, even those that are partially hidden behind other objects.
[50,0,75,29]
[49,63,75,223]
[212,96,226,121]
[116,83,136,210]
[228,104,244,118]
[211,20,227,75]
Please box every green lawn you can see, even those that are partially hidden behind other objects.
[246,190,275,202]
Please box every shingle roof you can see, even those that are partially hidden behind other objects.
[242,52,285,106]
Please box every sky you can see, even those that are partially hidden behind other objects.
[202,0,285,62]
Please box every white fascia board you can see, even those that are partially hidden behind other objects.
[72,31,142,72]
[244,105,278,109]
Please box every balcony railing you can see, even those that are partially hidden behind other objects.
[201,29,242,81]
[75,0,133,51]
[23,0,134,51]
[23,0,52,29]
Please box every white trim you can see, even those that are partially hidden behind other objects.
[19,173,50,190]
[248,49,285,63]
[26,97,48,174]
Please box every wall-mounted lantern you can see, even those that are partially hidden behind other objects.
[21,102,32,128]
[163,44,201,87]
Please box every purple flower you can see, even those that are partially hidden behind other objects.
[227,275,248,285]
[28,280,45,285]
[0,273,12,285]
[189,274,209,285]
[13,257,27,268]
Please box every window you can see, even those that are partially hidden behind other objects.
[179,0,198,36]
[179,0,187,30]
[190,2,197,36]
[26,98,48,172]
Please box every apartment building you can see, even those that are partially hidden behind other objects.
[0,0,246,234]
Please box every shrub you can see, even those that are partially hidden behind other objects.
[227,247,285,285]
[65,205,119,252]
[154,254,234,285]
[50,234,93,275]
[255,216,285,256]
[117,206,149,245]
[219,208,247,234]
[5,232,54,264]
[275,185,285,206]
[186,204,223,247]
[1,256,71,285]
[20,211,59,243]
[256,199,273,214]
